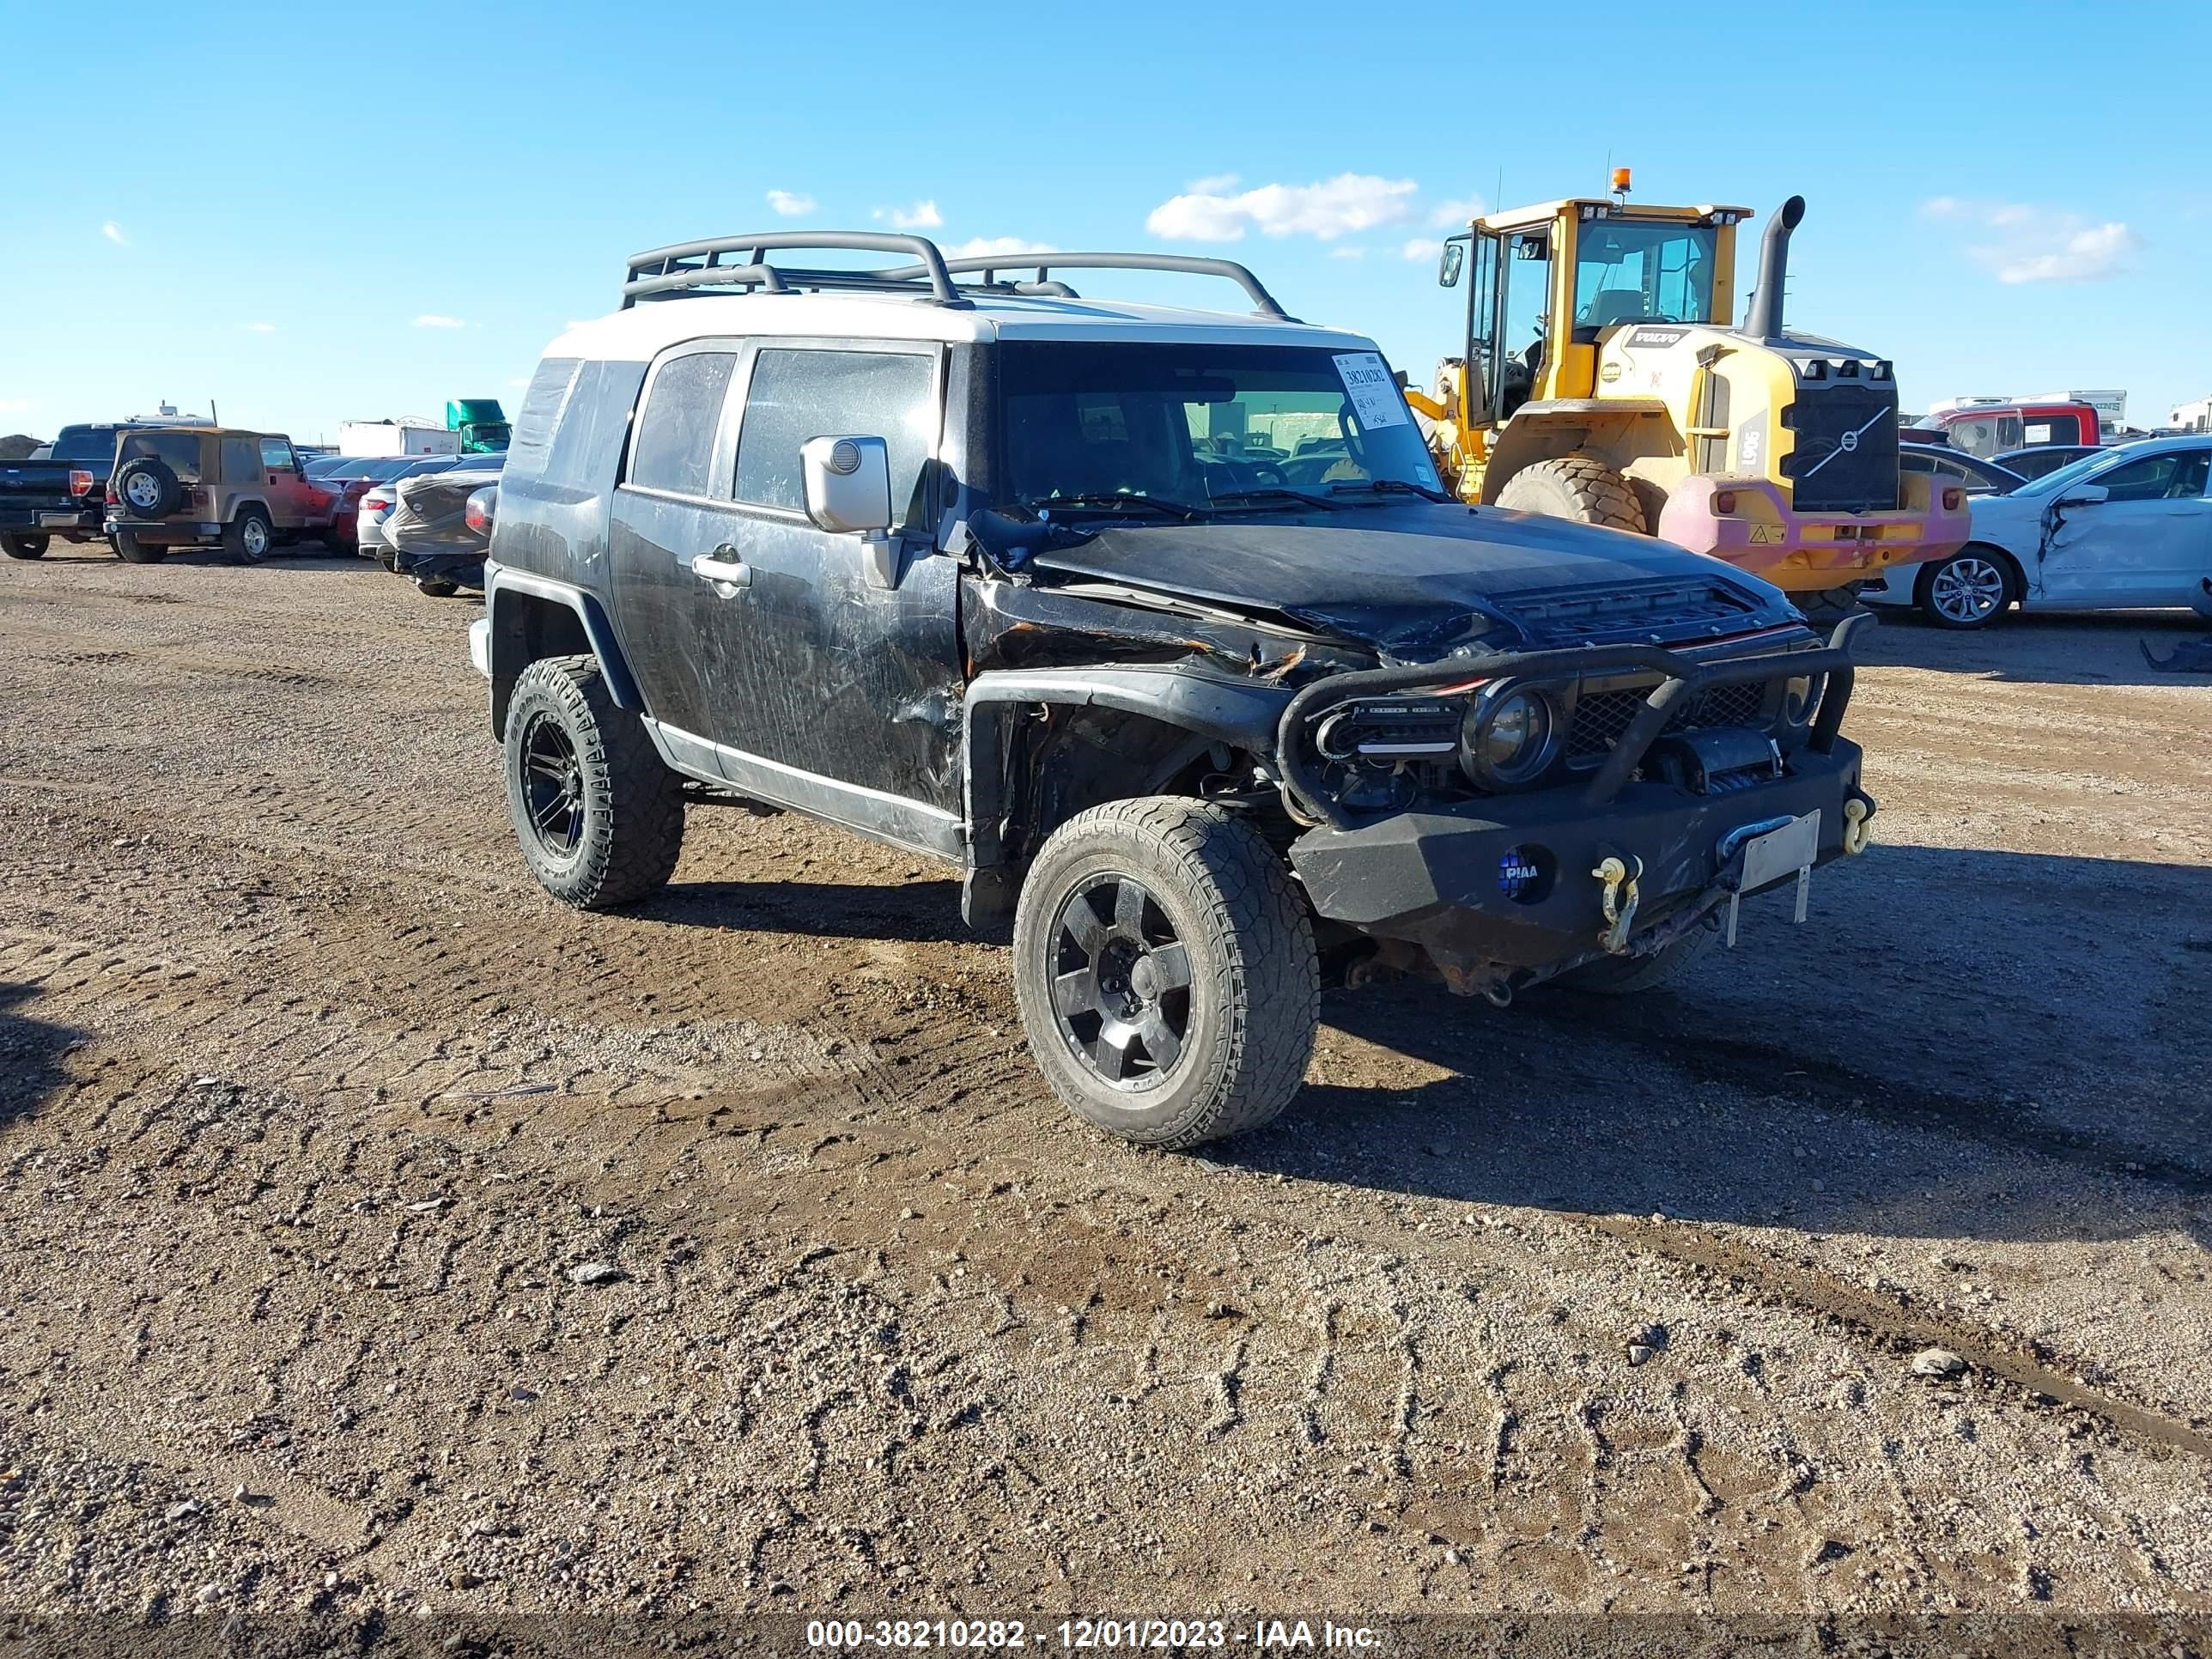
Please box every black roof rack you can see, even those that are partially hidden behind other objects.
[620,234,1295,320]
[902,252,1294,321]
[622,232,968,309]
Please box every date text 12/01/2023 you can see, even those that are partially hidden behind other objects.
[805,1619,1386,1650]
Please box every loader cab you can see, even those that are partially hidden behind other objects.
[1439,199,1746,430]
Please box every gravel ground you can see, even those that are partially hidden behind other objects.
[1,546,2209,1654]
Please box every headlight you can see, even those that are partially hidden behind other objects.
[1782,672,1825,727]
[1461,686,1558,787]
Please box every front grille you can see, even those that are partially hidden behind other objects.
[1565,681,1768,761]
[1784,381,1899,514]
[1506,576,1761,647]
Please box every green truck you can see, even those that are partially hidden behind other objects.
[447,399,511,453]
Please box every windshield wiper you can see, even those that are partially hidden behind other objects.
[1204,486,1343,512]
[1327,477,1455,503]
[1036,493,1206,521]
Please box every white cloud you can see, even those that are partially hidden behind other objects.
[765,188,816,217]
[945,236,1051,259]
[1329,245,1368,260]
[1146,173,1417,243]
[877,199,942,231]
[414,314,465,328]
[1401,237,1444,262]
[244,321,276,333]
[1427,195,1484,228]
[1921,198,2141,284]
[1187,173,1241,195]
[101,221,127,246]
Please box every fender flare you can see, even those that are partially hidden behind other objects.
[483,562,642,709]
[960,665,1290,868]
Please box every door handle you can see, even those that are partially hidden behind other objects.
[690,547,752,587]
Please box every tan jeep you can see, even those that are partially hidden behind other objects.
[101,427,336,564]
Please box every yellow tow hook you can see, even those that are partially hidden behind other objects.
[1842,798,1873,856]
[1593,853,1644,956]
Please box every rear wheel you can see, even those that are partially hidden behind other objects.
[223,508,273,566]
[502,655,685,908]
[1917,548,2012,629]
[1012,798,1318,1149]
[112,530,166,564]
[1495,454,1649,533]
[2,532,49,560]
[415,577,460,598]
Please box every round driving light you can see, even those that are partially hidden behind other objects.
[1783,672,1824,726]
[1462,688,1556,787]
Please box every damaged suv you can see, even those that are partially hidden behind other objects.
[471,233,1875,1147]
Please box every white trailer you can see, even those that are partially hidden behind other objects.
[337,420,461,458]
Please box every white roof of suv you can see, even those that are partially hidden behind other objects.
[550,233,1375,360]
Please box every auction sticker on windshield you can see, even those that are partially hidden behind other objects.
[1333,353,1407,428]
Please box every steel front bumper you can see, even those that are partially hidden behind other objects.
[1288,743,1869,989]
[1274,617,1875,994]
[1656,477,1970,594]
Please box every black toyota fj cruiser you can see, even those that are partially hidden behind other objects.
[471,233,1875,1148]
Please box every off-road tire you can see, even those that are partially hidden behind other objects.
[114,456,182,518]
[415,577,461,598]
[502,654,684,909]
[1012,797,1319,1149]
[111,530,166,564]
[1495,454,1649,533]
[2,532,49,560]
[1916,546,2015,630]
[223,508,273,566]
[1556,923,1718,995]
[1794,583,1867,629]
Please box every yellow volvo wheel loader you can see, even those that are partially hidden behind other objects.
[1406,179,1968,620]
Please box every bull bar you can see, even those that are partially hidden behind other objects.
[1275,616,1867,830]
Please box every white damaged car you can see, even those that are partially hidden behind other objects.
[1863,435,2212,629]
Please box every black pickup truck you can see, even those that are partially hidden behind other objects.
[0,422,148,557]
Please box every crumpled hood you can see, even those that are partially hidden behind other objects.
[1025,499,1790,659]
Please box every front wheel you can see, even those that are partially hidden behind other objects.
[2,532,49,560]
[1917,549,2012,629]
[223,508,273,565]
[112,530,167,564]
[502,654,684,908]
[1012,798,1318,1149]
[415,577,460,598]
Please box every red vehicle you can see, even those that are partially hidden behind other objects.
[304,454,422,553]
[1917,401,2100,461]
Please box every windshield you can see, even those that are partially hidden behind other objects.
[998,342,1440,511]
[2013,447,2125,498]
[1573,220,1717,329]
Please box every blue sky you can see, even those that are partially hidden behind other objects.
[3,0,2206,441]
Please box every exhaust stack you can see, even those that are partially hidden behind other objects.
[1743,195,1805,343]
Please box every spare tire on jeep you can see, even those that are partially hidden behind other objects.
[115,456,183,518]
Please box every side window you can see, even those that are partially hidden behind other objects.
[506,356,580,480]
[258,438,295,473]
[733,349,937,523]
[627,351,738,497]
[222,438,260,479]
[544,359,648,492]
[2090,452,2209,502]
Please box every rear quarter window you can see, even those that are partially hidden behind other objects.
[544,360,647,493]
[504,356,580,480]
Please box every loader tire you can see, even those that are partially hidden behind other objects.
[1495,455,1649,534]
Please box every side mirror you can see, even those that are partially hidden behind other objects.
[2057,483,2108,507]
[1437,241,1465,289]
[800,434,898,587]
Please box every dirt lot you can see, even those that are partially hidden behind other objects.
[2,546,2209,1652]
